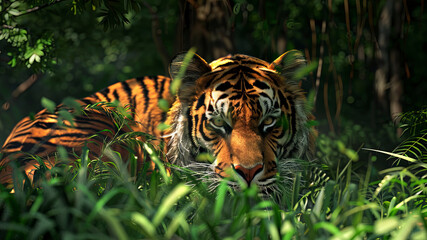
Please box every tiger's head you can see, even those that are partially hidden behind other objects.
[166,51,316,193]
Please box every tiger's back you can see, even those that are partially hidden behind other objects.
[0,76,173,186]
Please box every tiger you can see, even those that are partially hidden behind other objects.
[0,50,317,194]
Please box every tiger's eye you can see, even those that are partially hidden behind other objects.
[212,117,225,127]
[263,116,275,126]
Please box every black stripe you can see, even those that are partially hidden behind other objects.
[259,92,271,99]
[99,87,111,102]
[121,81,133,106]
[215,165,225,171]
[28,137,56,147]
[136,77,150,112]
[113,90,120,101]
[223,65,263,77]
[207,103,214,112]
[195,93,206,110]
[74,116,115,130]
[161,111,167,122]
[19,142,45,156]
[217,93,229,100]
[225,72,239,80]
[11,130,36,139]
[215,61,237,68]
[275,126,286,139]
[187,109,194,144]
[80,98,93,105]
[281,101,297,156]
[198,115,215,142]
[253,80,270,90]
[34,121,56,129]
[229,94,242,100]
[36,133,91,140]
[278,91,289,110]
[69,126,107,133]
[215,82,233,92]
[159,77,166,97]
[153,76,159,91]
[240,59,268,66]
[3,141,23,150]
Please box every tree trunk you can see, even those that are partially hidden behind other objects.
[375,0,404,137]
[374,0,393,120]
[177,0,234,61]
[389,0,404,136]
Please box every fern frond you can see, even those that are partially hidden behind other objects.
[398,106,427,137]
[393,130,427,164]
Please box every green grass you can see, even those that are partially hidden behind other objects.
[0,133,426,240]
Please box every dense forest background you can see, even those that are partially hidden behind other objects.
[1,0,426,171]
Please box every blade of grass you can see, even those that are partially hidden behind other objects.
[214,180,228,222]
[143,143,169,182]
[363,148,417,163]
[131,212,156,238]
[99,209,128,240]
[152,183,190,227]
[165,209,190,239]
[87,188,128,222]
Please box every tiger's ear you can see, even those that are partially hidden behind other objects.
[269,50,307,84]
[169,52,211,102]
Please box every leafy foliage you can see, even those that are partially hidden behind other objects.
[1,135,426,239]
[392,107,427,163]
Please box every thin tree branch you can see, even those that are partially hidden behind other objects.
[1,24,14,30]
[314,20,326,104]
[2,74,41,111]
[16,0,66,17]
[0,2,13,16]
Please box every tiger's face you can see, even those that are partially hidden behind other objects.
[167,51,314,192]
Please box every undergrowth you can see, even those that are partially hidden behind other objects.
[0,142,426,239]
[0,108,426,239]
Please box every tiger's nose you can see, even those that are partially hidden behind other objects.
[233,163,264,185]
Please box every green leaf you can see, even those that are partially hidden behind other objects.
[374,217,399,235]
[62,97,82,113]
[29,54,39,64]
[156,122,170,131]
[391,214,420,240]
[158,98,170,112]
[41,97,56,113]
[8,9,20,16]
[196,152,215,163]
[58,109,75,127]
